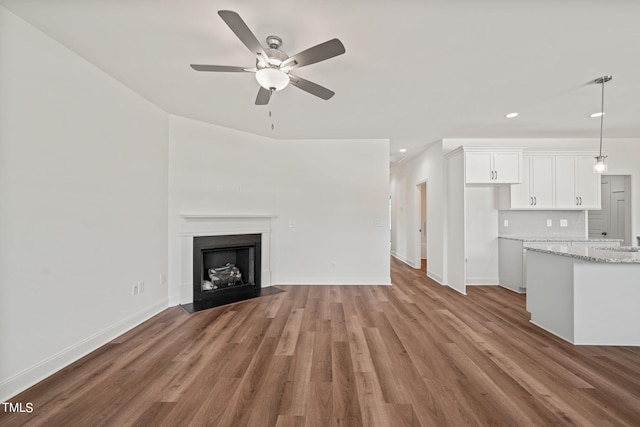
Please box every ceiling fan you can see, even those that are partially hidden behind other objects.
[190,10,346,105]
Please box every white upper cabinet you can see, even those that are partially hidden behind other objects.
[530,155,555,208]
[555,156,578,208]
[499,152,601,210]
[493,152,522,183]
[509,155,554,208]
[465,149,522,184]
[575,156,601,209]
[555,155,601,209]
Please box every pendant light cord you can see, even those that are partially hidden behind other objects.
[599,78,605,157]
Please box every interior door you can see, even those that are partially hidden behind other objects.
[589,177,610,238]
[610,189,626,242]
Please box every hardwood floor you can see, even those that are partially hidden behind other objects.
[3,257,640,426]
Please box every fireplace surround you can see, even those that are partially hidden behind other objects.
[177,214,280,312]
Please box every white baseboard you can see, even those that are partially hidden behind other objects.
[0,299,168,402]
[498,284,526,294]
[466,276,499,286]
[427,271,444,286]
[274,277,391,286]
[447,285,467,295]
[391,251,416,268]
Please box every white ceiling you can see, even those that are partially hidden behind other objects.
[3,0,640,163]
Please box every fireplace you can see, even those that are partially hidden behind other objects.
[177,214,282,312]
[193,234,261,305]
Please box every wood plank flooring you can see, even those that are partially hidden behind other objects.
[3,257,640,426]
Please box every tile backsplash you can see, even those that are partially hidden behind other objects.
[498,210,586,237]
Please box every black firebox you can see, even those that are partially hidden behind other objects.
[192,234,261,305]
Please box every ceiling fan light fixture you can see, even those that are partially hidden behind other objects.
[255,68,289,91]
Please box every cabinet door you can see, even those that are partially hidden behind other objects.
[465,152,493,183]
[493,152,522,183]
[510,156,532,208]
[555,156,578,208]
[576,156,601,209]
[531,156,554,208]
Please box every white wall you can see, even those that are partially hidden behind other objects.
[465,186,499,285]
[390,141,445,284]
[0,7,169,401]
[168,116,391,304]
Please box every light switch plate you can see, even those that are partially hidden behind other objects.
[560,219,568,227]
[503,220,509,227]
[546,219,552,227]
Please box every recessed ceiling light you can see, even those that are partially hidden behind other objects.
[399,148,407,153]
[590,111,605,118]
[505,112,519,118]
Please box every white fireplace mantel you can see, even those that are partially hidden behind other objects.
[177,214,276,304]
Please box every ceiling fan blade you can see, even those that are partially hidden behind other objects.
[190,64,251,72]
[218,10,268,59]
[288,75,335,100]
[283,38,345,70]
[255,87,272,105]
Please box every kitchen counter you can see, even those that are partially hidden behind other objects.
[525,245,640,263]
[526,248,640,346]
[499,236,623,243]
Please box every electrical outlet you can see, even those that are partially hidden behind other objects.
[546,219,552,227]
[503,219,509,227]
[560,219,568,227]
[132,283,139,295]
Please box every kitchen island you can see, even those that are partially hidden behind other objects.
[498,236,621,293]
[526,245,640,346]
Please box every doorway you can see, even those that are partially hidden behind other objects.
[415,181,428,272]
[589,175,633,245]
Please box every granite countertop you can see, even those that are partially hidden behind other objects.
[525,245,640,263]
[499,236,623,243]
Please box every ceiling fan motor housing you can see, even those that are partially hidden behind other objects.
[257,46,289,69]
[266,35,282,49]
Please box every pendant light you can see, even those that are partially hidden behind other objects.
[593,75,612,174]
